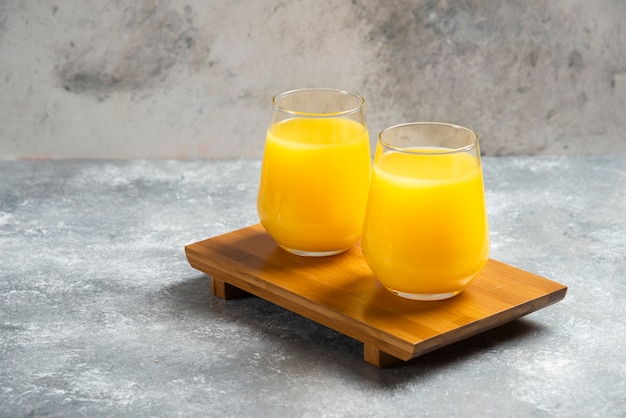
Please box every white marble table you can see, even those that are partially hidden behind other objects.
[1,156,624,417]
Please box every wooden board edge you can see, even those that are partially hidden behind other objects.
[409,285,568,359]
[185,245,416,360]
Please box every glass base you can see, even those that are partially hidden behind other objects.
[280,245,350,257]
[389,289,461,301]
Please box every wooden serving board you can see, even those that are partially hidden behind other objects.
[185,224,567,367]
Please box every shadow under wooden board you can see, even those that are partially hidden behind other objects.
[185,224,567,367]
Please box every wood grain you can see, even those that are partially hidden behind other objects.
[185,224,567,367]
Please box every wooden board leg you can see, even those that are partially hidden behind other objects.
[363,344,403,368]
[211,278,249,300]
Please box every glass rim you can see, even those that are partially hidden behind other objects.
[272,88,366,117]
[379,122,479,155]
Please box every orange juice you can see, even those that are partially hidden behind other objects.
[257,117,371,254]
[362,149,489,297]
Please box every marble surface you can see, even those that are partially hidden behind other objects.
[1,156,625,417]
[1,0,626,159]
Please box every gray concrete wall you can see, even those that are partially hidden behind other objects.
[1,0,625,159]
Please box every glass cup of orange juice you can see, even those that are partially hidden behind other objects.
[361,122,490,300]
[257,88,372,256]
